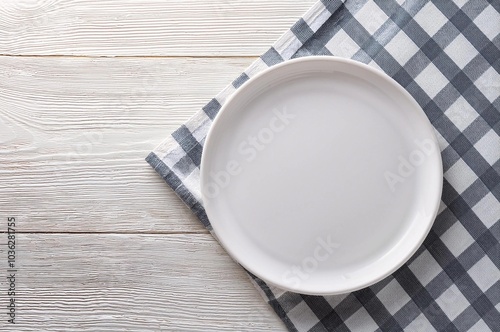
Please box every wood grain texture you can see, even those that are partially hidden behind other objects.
[4,233,285,331]
[0,0,315,56]
[0,56,255,233]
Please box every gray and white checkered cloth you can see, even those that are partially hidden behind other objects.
[146,0,500,331]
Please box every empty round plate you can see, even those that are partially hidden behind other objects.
[200,56,442,295]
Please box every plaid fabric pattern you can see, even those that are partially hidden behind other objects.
[146,0,500,331]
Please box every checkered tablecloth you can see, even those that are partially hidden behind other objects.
[146,0,500,331]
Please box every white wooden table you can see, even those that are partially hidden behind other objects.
[0,1,316,330]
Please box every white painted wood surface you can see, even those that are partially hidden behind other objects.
[0,0,315,56]
[0,56,255,233]
[13,234,281,331]
[0,0,318,330]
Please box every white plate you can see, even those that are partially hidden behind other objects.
[200,57,442,295]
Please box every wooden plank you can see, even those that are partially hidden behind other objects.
[2,233,284,331]
[0,56,255,233]
[0,0,316,56]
